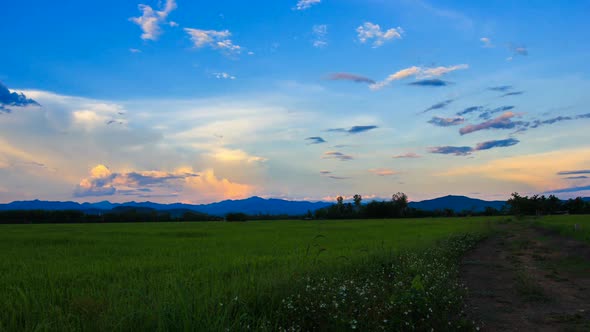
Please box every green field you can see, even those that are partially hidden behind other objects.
[0,218,494,331]
[534,214,590,244]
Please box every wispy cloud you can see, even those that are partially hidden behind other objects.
[430,138,520,156]
[557,170,590,175]
[130,0,177,41]
[409,79,450,87]
[489,85,513,92]
[305,136,326,144]
[474,138,520,151]
[457,106,484,116]
[326,73,376,84]
[565,176,589,180]
[214,72,236,80]
[422,99,454,113]
[460,112,523,135]
[312,24,328,48]
[428,116,464,127]
[501,91,524,97]
[479,105,515,119]
[184,28,242,54]
[322,151,354,161]
[371,64,468,90]
[356,22,403,48]
[326,125,378,134]
[480,37,494,48]
[129,48,142,53]
[368,168,397,176]
[295,0,320,10]
[429,146,473,156]
[544,185,590,194]
[393,152,421,159]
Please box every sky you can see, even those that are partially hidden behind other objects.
[1,0,590,204]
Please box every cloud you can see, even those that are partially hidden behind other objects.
[429,146,473,156]
[409,79,450,87]
[326,73,376,84]
[319,170,332,175]
[428,116,464,127]
[489,85,513,92]
[564,176,589,180]
[184,169,255,202]
[479,105,515,119]
[557,170,590,175]
[509,44,528,56]
[356,22,403,48]
[0,81,40,113]
[544,185,590,195]
[74,164,198,197]
[368,168,397,176]
[322,151,354,161]
[305,136,326,144]
[371,64,467,90]
[460,112,523,135]
[214,72,236,80]
[326,125,378,134]
[392,152,421,159]
[501,91,524,97]
[207,148,267,163]
[577,113,590,119]
[312,24,328,48]
[422,99,454,113]
[457,106,484,116]
[129,48,142,53]
[129,0,177,41]
[184,28,242,54]
[480,37,494,48]
[474,138,520,151]
[429,138,520,157]
[421,64,469,77]
[295,0,320,10]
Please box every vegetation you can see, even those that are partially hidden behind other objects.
[534,214,590,244]
[0,217,490,331]
[507,193,590,216]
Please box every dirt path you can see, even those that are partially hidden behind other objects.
[461,223,590,331]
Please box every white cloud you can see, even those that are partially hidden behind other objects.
[295,0,321,11]
[370,64,468,90]
[207,148,267,163]
[214,72,236,80]
[312,24,328,48]
[129,48,142,53]
[480,37,494,48]
[356,22,403,48]
[368,168,397,176]
[184,28,242,54]
[129,0,177,41]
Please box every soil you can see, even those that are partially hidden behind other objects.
[461,222,590,331]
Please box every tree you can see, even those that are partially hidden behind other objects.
[353,194,362,208]
[392,192,408,216]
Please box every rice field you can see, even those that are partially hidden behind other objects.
[0,217,494,331]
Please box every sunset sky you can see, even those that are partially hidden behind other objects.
[1,0,590,204]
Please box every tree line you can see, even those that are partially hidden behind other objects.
[506,193,590,216]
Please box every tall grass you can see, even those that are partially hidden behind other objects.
[0,218,490,331]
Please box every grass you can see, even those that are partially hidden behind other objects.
[534,215,590,244]
[0,217,493,331]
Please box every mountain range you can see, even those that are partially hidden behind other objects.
[2,195,587,216]
[0,195,518,216]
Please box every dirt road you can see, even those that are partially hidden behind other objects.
[461,223,590,331]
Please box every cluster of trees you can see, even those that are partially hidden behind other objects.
[507,193,590,216]
[313,193,452,219]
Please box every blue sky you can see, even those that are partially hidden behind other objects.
[1,0,590,203]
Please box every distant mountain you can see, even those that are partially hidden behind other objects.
[408,195,505,212]
[0,197,332,216]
